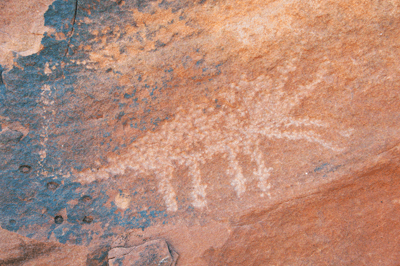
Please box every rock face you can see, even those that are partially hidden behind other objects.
[0,0,400,265]
[0,0,55,67]
[0,228,88,265]
[108,239,178,266]
[0,128,23,144]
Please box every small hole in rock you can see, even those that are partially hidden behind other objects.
[106,68,112,73]
[54,215,64,224]
[83,216,93,224]
[81,195,92,202]
[19,165,31,174]
[47,182,60,191]
[9,219,16,225]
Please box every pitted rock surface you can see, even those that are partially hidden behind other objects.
[0,0,400,265]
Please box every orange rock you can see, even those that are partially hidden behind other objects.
[0,228,88,265]
[0,0,55,67]
[1,0,400,265]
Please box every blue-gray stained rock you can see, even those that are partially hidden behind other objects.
[0,129,23,144]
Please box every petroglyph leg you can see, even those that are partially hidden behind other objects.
[157,166,178,212]
[253,146,272,197]
[189,161,207,208]
[227,151,246,197]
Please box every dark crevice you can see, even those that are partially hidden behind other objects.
[64,0,79,57]
[0,65,4,86]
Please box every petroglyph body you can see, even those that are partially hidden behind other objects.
[76,65,348,211]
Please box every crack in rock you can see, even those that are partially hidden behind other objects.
[64,0,78,57]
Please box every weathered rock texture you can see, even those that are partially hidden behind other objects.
[0,228,88,265]
[108,239,178,265]
[0,0,400,265]
[0,0,55,67]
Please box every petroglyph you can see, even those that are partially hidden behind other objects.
[38,84,54,177]
[75,63,349,211]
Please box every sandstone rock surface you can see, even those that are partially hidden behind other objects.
[108,239,178,266]
[0,0,400,265]
[0,228,88,265]
[0,0,55,67]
